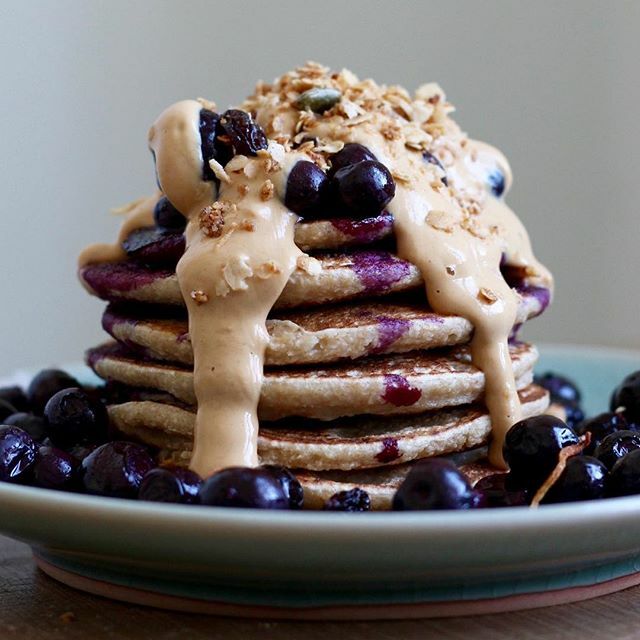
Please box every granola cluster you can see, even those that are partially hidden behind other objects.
[241,62,493,229]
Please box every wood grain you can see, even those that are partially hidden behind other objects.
[0,534,638,639]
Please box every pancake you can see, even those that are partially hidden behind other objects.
[296,457,500,510]
[120,213,396,264]
[80,250,423,309]
[158,448,497,510]
[80,249,551,313]
[87,341,538,421]
[102,286,547,366]
[108,384,548,472]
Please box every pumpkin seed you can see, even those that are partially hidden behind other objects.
[294,88,342,114]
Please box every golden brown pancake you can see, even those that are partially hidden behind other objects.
[87,341,538,421]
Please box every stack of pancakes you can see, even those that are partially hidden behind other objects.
[80,212,551,509]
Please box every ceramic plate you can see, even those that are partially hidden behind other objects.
[0,344,639,619]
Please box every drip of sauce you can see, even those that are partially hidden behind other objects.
[80,65,552,475]
[247,70,551,470]
[147,101,302,474]
[78,194,157,272]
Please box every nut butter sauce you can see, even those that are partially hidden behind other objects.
[148,100,302,474]
[79,65,552,475]
[78,195,157,273]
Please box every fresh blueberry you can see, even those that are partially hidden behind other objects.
[473,473,529,507]
[33,446,79,491]
[422,151,448,186]
[607,449,640,497]
[594,430,640,470]
[44,388,108,448]
[328,143,377,176]
[0,399,17,422]
[263,465,304,510]
[153,196,185,230]
[503,415,579,490]
[334,160,396,218]
[27,369,80,415]
[535,372,582,405]
[81,441,154,498]
[67,442,99,464]
[199,467,289,509]
[392,459,480,510]
[542,456,607,503]
[199,108,221,180]
[284,161,329,217]
[487,170,505,197]
[0,426,37,483]
[218,109,267,157]
[576,412,628,455]
[138,466,201,504]
[120,226,185,264]
[563,402,585,429]
[610,371,640,422]
[4,412,47,442]
[0,386,29,412]
[324,487,371,512]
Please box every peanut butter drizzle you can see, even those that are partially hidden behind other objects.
[147,100,302,475]
[78,194,157,272]
[79,64,552,475]
[246,65,552,470]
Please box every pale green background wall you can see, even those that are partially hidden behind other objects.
[1,0,639,375]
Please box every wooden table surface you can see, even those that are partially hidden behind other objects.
[1,535,640,639]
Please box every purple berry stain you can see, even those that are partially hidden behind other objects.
[330,211,394,243]
[508,323,523,344]
[382,375,421,407]
[350,251,411,295]
[516,285,551,314]
[81,262,174,298]
[371,316,411,354]
[375,437,402,463]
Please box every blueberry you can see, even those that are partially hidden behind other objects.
[218,109,267,157]
[263,465,304,510]
[334,160,396,218]
[81,441,154,498]
[328,143,377,176]
[610,371,640,422]
[199,108,222,180]
[487,170,505,197]
[138,466,201,504]
[422,151,448,186]
[563,402,585,429]
[324,488,371,512]
[542,456,607,503]
[68,442,99,464]
[284,161,329,217]
[27,369,80,415]
[594,430,640,470]
[607,449,640,497]
[576,412,628,455]
[0,399,17,422]
[0,426,37,483]
[33,446,79,491]
[153,196,185,230]
[4,412,47,442]
[0,386,29,412]
[199,467,289,509]
[44,388,108,448]
[535,372,582,405]
[392,459,479,510]
[474,473,529,507]
[503,415,579,490]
